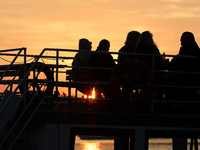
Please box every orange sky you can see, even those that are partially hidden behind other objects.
[1,0,200,56]
[0,0,200,95]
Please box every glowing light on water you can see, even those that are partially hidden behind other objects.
[80,142,101,150]
[83,87,95,99]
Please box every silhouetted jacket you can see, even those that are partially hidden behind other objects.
[178,44,200,69]
[118,45,134,64]
[135,44,165,71]
[72,52,91,67]
[72,52,92,81]
[171,42,200,70]
[88,52,116,82]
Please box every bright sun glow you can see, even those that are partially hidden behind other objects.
[84,87,95,99]
[80,142,100,150]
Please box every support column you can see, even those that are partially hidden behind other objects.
[134,128,147,150]
[173,138,187,150]
[130,132,135,150]
[114,135,129,150]
[59,125,75,150]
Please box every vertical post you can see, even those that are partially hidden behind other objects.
[173,138,187,150]
[75,89,78,98]
[190,138,194,150]
[68,71,72,110]
[114,135,129,150]
[134,128,146,150]
[130,133,134,150]
[59,125,75,150]
[24,48,27,107]
[151,55,155,114]
[55,50,59,110]
[33,69,36,95]
[194,137,198,150]
[10,84,12,92]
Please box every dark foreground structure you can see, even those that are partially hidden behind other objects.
[0,48,200,150]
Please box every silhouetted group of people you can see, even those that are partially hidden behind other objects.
[72,30,200,105]
[72,38,115,99]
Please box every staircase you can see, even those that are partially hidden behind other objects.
[0,48,53,150]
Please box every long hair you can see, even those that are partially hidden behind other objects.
[125,31,140,50]
[134,31,156,52]
[179,31,199,56]
[181,31,195,43]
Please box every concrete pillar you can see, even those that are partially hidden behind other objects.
[134,128,146,150]
[114,135,129,150]
[59,124,75,150]
[173,138,187,150]
[21,124,59,150]
[129,133,134,150]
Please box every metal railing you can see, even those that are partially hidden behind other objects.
[1,47,200,149]
[1,48,200,113]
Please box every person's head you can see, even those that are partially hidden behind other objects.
[179,31,199,56]
[79,38,92,50]
[97,39,110,52]
[136,31,155,47]
[180,32,196,47]
[125,31,140,50]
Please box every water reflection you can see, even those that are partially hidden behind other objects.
[80,142,101,150]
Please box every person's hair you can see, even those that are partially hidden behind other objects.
[134,31,156,52]
[125,31,140,50]
[180,31,197,47]
[181,31,195,42]
[96,39,110,51]
[79,38,92,50]
[179,31,199,55]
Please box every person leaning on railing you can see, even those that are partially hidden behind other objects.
[134,31,167,100]
[118,31,141,64]
[88,39,116,99]
[117,31,141,96]
[168,31,200,102]
[71,38,93,95]
[171,31,200,69]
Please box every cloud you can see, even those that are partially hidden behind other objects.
[1,0,200,56]
[140,0,200,18]
[161,0,183,2]
[162,0,199,2]
[164,12,196,18]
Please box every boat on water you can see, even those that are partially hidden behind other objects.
[0,47,200,150]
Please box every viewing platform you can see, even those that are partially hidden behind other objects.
[0,47,200,150]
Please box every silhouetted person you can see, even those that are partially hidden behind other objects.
[117,31,141,96]
[118,31,140,64]
[72,38,93,95]
[134,31,166,71]
[171,31,200,69]
[72,38,92,66]
[88,39,116,98]
[134,31,166,100]
[169,32,200,101]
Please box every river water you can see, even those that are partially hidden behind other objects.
[74,136,199,150]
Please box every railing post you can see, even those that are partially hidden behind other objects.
[24,48,27,107]
[151,55,155,114]
[55,50,59,110]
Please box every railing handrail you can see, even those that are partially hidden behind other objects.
[1,47,200,149]
[0,47,26,81]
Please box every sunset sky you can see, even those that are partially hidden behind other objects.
[0,0,200,95]
[1,0,200,57]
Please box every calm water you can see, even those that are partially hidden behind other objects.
[75,136,199,150]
